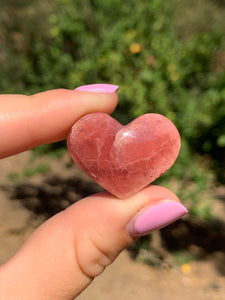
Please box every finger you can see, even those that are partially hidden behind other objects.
[0,185,187,300]
[0,84,118,158]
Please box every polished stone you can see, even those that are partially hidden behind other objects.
[67,113,181,199]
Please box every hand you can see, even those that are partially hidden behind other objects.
[0,85,187,299]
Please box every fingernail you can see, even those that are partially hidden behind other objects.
[127,201,188,237]
[75,83,119,93]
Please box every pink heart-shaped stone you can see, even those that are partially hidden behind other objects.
[67,113,181,198]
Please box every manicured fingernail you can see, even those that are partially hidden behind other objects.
[75,84,119,93]
[127,201,188,237]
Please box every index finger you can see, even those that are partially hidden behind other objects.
[0,85,118,158]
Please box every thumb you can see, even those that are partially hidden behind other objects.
[0,185,187,299]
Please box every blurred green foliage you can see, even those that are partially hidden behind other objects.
[1,0,225,219]
[8,163,51,185]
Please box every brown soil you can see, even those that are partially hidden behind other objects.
[0,151,225,300]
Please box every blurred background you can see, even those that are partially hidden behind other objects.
[0,0,225,299]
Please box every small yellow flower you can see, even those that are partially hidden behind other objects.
[167,63,176,72]
[167,64,179,81]
[49,26,59,38]
[170,72,179,81]
[129,43,142,54]
[181,263,192,274]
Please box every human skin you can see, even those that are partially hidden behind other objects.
[0,87,185,299]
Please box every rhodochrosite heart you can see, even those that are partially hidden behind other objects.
[67,113,181,198]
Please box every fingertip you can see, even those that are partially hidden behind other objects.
[72,88,118,115]
[125,185,180,208]
[144,185,180,203]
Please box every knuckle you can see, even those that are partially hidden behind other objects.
[74,234,112,279]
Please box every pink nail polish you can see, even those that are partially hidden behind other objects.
[75,84,119,93]
[127,201,188,236]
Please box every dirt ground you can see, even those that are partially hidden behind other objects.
[0,151,225,300]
